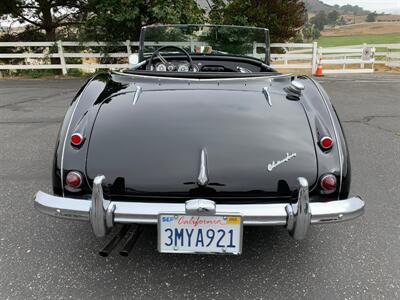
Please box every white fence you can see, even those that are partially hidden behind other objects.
[0,41,138,74]
[318,46,375,74]
[0,40,398,75]
[387,45,400,67]
[271,42,318,72]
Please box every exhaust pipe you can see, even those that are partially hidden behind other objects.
[120,225,143,257]
[99,225,130,257]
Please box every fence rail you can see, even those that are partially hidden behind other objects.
[0,40,398,75]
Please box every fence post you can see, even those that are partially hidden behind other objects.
[126,40,132,56]
[361,42,366,69]
[57,40,67,75]
[311,41,318,74]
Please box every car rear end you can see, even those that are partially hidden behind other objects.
[34,73,364,255]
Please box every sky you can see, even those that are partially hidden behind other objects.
[323,0,400,13]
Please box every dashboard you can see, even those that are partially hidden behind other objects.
[147,56,267,73]
[153,62,197,72]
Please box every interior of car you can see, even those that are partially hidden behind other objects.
[123,24,279,78]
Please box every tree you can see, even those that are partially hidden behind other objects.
[310,11,327,31]
[0,0,87,41]
[209,0,306,42]
[327,10,339,25]
[302,25,320,41]
[366,12,377,22]
[80,0,205,42]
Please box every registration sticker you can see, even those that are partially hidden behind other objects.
[226,216,240,225]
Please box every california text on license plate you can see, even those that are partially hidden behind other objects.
[158,214,243,254]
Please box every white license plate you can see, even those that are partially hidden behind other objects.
[158,214,243,254]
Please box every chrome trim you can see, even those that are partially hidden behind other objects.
[34,177,365,240]
[287,80,305,97]
[185,199,216,215]
[129,60,147,70]
[309,77,343,199]
[262,87,272,107]
[197,148,209,186]
[291,80,305,91]
[106,203,116,228]
[34,191,91,221]
[286,177,311,240]
[267,153,297,172]
[60,97,82,197]
[237,66,252,73]
[132,86,143,105]
[113,71,293,82]
[34,192,364,226]
[89,175,112,237]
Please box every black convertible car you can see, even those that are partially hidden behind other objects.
[34,24,364,255]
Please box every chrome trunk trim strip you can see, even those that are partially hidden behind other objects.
[197,148,209,186]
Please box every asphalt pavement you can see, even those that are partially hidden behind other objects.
[0,74,399,299]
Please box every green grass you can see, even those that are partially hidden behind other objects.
[67,69,85,77]
[318,33,400,47]
[19,69,56,78]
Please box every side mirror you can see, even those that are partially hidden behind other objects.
[128,53,139,65]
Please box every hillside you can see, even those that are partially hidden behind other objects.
[304,0,333,13]
[304,0,370,14]
[197,1,371,15]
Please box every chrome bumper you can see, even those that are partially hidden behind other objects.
[34,176,365,240]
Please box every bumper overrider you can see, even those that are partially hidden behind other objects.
[34,176,365,240]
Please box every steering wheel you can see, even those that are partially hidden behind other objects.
[147,45,193,71]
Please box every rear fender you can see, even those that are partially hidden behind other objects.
[53,72,135,197]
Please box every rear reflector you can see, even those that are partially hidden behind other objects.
[320,174,337,193]
[70,133,83,146]
[66,171,82,188]
[320,136,333,151]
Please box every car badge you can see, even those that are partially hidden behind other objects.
[267,153,297,172]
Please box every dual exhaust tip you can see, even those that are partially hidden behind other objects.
[99,224,143,257]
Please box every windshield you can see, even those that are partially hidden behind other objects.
[139,24,269,62]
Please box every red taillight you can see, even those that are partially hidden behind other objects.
[320,174,337,193]
[66,171,82,188]
[70,133,83,146]
[320,136,333,151]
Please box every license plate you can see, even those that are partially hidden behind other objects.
[158,214,243,254]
